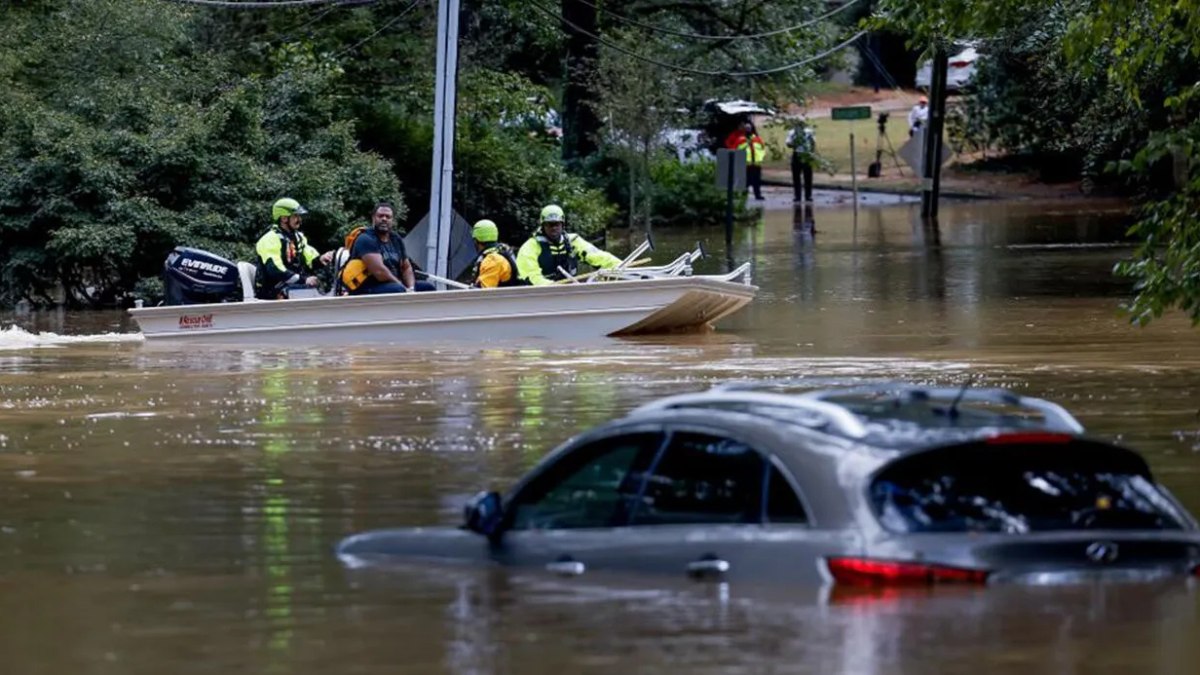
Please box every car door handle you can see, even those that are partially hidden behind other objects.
[546,557,586,576]
[686,557,730,579]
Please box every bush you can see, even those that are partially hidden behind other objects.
[587,152,750,229]
[649,160,750,228]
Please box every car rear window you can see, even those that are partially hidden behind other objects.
[870,439,1188,533]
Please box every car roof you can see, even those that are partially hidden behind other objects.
[626,381,1086,454]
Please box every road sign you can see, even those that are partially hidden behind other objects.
[831,105,871,121]
[715,149,746,191]
[898,130,951,174]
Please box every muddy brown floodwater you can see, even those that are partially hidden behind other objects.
[2,198,1198,674]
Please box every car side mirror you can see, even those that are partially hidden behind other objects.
[463,491,504,537]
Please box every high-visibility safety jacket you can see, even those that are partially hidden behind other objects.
[470,243,524,288]
[738,134,766,167]
[515,233,622,286]
[254,226,320,299]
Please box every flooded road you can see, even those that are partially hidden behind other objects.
[2,198,1199,674]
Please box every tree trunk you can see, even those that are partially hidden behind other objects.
[628,161,637,229]
[562,0,600,166]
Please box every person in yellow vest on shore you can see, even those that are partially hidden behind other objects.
[737,121,766,201]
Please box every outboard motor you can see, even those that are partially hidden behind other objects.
[162,247,243,306]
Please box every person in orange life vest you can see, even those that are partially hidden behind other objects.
[737,121,767,200]
[346,202,435,295]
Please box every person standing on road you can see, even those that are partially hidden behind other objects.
[737,121,766,201]
[786,119,817,203]
[908,97,929,137]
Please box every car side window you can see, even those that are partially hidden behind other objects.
[507,432,664,531]
[766,464,808,524]
[627,431,766,526]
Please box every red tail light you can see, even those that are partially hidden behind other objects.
[986,432,1073,445]
[827,557,990,586]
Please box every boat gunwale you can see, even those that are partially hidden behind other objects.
[138,304,669,340]
[129,275,757,319]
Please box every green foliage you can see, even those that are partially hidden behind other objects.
[0,0,398,307]
[456,125,615,243]
[881,0,1200,325]
[948,6,1150,183]
[649,159,750,228]
[587,152,749,229]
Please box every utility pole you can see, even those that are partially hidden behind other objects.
[920,45,948,218]
[426,0,461,279]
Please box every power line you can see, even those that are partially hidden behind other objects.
[530,0,866,78]
[163,0,378,9]
[567,0,863,41]
[204,3,343,51]
[333,0,426,57]
[859,42,923,105]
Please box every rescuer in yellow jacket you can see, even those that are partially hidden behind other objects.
[737,121,766,201]
[468,220,523,288]
[254,197,333,299]
[515,205,621,285]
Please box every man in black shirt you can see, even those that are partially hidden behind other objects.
[347,202,434,295]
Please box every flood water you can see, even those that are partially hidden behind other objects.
[3,196,1199,674]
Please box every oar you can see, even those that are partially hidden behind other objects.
[556,266,581,283]
[556,261,640,284]
[416,270,472,290]
[573,258,655,284]
[616,236,654,270]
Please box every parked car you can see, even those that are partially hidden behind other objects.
[337,382,1200,587]
[916,44,981,92]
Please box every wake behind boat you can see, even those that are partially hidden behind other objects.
[128,242,756,345]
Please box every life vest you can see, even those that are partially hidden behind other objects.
[470,243,523,287]
[738,135,766,166]
[793,129,815,155]
[338,226,370,293]
[535,234,578,281]
[254,226,312,298]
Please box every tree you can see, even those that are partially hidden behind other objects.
[877,0,1200,324]
[0,0,399,307]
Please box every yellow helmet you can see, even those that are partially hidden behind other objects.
[539,204,565,224]
[472,219,499,243]
[272,198,307,221]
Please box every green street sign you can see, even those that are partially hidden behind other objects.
[831,105,871,121]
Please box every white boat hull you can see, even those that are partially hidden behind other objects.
[129,276,756,345]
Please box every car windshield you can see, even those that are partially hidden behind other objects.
[870,440,1188,533]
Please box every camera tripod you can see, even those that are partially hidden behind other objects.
[868,113,905,178]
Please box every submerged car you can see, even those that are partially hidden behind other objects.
[337,383,1200,587]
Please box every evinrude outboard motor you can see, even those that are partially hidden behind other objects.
[162,247,242,306]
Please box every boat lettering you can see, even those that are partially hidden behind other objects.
[178,313,214,329]
[181,258,229,275]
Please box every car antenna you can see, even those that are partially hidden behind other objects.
[947,375,977,420]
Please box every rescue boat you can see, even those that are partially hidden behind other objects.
[129,242,756,345]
